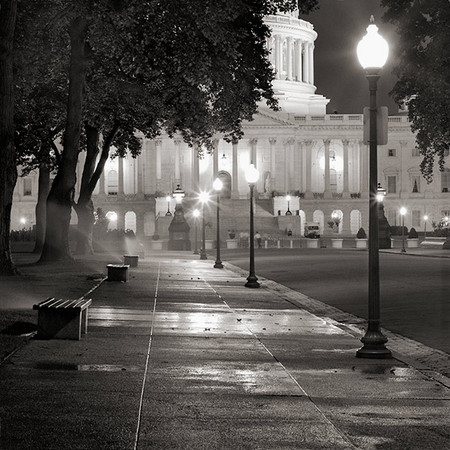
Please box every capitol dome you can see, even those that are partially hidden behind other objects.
[264,12,329,114]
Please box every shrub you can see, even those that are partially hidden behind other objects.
[389,225,408,236]
[408,227,418,238]
[356,227,367,239]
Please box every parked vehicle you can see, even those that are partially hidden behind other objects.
[304,222,320,239]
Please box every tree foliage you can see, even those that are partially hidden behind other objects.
[381,0,450,182]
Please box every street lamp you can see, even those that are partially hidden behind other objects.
[165,195,172,216]
[213,177,224,269]
[423,215,428,240]
[199,191,209,260]
[356,16,392,359]
[193,209,200,255]
[245,164,260,288]
[400,207,407,253]
[285,195,292,215]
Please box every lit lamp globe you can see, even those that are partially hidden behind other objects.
[213,178,223,192]
[245,164,259,185]
[400,207,407,217]
[357,16,389,69]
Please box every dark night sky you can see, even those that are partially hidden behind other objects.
[305,0,399,114]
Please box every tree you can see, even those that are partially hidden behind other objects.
[41,0,321,261]
[381,0,450,182]
[0,0,19,275]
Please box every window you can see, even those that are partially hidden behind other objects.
[412,175,420,193]
[387,176,397,194]
[412,147,420,157]
[388,149,396,157]
[23,178,32,196]
[107,170,118,195]
[412,210,421,228]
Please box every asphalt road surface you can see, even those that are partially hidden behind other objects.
[220,248,450,355]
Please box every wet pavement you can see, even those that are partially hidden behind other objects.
[0,253,449,449]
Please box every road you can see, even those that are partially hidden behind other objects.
[219,248,450,354]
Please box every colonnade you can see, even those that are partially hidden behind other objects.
[267,35,314,84]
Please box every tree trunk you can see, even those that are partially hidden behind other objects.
[74,122,120,254]
[33,163,50,254]
[40,16,88,262]
[0,0,19,275]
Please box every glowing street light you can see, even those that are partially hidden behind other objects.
[400,207,407,253]
[165,195,172,216]
[355,16,392,359]
[423,215,429,240]
[285,195,292,215]
[213,177,224,269]
[245,164,260,288]
[199,191,209,260]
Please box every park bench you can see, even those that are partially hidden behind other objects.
[123,255,139,267]
[107,264,129,282]
[33,297,92,340]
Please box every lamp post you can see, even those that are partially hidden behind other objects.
[213,178,224,268]
[356,16,392,359]
[400,207,407,253]
[245,164,260,288]
[423,215,428,240]
[199,192,209,260]
[193,209,200,255]
[285,195,292,215]
[165,195,172,216]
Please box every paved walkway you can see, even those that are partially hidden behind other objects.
[1,253,449,449]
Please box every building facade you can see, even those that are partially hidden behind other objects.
[11,12,450,241]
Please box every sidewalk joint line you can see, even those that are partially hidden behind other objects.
[134,261,160,450]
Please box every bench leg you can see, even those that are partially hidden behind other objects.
[81,308,89,335]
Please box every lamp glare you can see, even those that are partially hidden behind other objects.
[357,17,389,69]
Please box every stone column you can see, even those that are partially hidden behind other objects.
[192,145,200,193]
[304,140,313,198]
[269,138,277,193]
[303,43,309,84]
[174,139,181,186]
[360,140,369,196]
[135,211,145,239]
[284,138,295,193]
[99,169,106,195]
[309,43,314,85]
[118,156,124,196]
[137,154,144,198]
[296,140,304,193]
[324,139,331,198]
[286,37,293,80]
[250,138,257,167]
[342,139,349,197]
[232,141,239,198]
[274,35,282,79]
[213,139,219,179]
[155,139,162,192]
[296,40,303,82]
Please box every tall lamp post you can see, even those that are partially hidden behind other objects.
[165,195,172,216]
[213,178,224,268]
[356,16,392,359]
[199,192,209,260]
[423,215,428,240]
[400,207,407,253]
[193,209,200,255]
[285,195,292,215]
[245,164,260,288]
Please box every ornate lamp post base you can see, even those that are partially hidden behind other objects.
[356,328,392,359]
[214,260,223,269]
[245,275,260,289]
